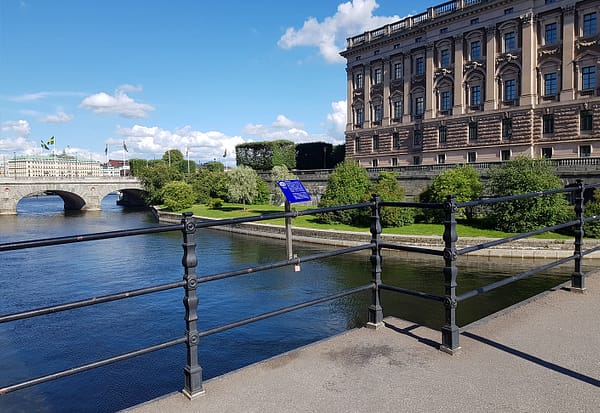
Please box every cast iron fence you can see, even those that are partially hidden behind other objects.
[1,180,598,399]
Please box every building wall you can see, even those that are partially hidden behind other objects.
[342,0,600,166]
[3,156,102,177]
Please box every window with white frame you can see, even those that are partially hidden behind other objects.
[501,149,511,161]
[440,49,450,67]
[582,66,596,90]
[580,145,592,157]
[373,103,383,124]
[470,85,482,106]
[440,90,452,112]
[415,96,424,116]
[373,68,382,85]
[467,151,477,163]
[544,72,558,95]
[504,78,517,101]
[355,107,364,127]
[392,99,402,120]
[470,40,481,60]
[415,56,425,75]
[393,62,402,80]
[541,147,553,159]
[355,72,363,89]
[583,12,597,36]
[581,110,593,131]
[437,153,446,164]
[504,31,516,52]
[545,23,557,45]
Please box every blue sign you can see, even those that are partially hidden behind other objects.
[277,179,311,203]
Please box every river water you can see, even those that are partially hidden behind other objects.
[0,194,579,412]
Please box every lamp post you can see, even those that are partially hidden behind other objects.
[13,151,16,180]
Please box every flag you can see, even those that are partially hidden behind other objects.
[105,144,108,155]
[40,140,50,150]
[123,141,128,152]
[47,136,55,145]
[223,148,227,158]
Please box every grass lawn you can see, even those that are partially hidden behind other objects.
[181,203,572,240]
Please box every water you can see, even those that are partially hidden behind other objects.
[0,195,580,412]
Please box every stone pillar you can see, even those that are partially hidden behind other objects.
[454,35,464,115]
[425,43,435,119]
[484,26,497,111]
[561,4,577,101]
[403,54,412,123]
[364,65,372,127]
[345,67,353,132]
[520,13,537,107]
[383,58,391,126]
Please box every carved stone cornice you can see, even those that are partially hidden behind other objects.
[434,67,453,79]
[538,45,561,59]
[463,60,485,73]
[496,52,521,65]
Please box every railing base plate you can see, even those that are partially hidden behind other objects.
[366,321,384,330]
[567,287,587,294]
[182,388,206,400]
[439,345,461,355]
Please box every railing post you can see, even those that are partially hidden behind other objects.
[367,194,384,329]
[571,180,586,292]
[181,212,204,398]
[441,195,460,354]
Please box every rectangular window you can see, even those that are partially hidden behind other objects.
[469,122,478,142]
[413,130,422,146]
[439,125,447,144]
[393,101,402,120]
[541,147,553,159]
[438,154,446,164]
[373,68,382,84]
[470,85,481,106]
[393,132,401,149]
[415,97,424,116]
[355,73,363,89]
[394,63,402,80]
[580,145,592,157]
[504,32,516,52]
[544,72,557,95]
[374,105,382,123]
[502,118,513,139]
[372,135,380,151]
[470,40,481,60]
[354,137,360,153]
[413,156,421,165]
[545,23,557,45]
[471,18,479,25]
[504,79,516,101]
[501,149,511,161]
[355,108,363,126]
[440,28,448,34]
[543,114,554,134]
[372,159,379,167]
[582,66,596,90]
[467,151,477,163]
[581,110,593,131]
[441,91,452,111]
[415,57,425,75]
[391,157,398,166]
[584,12,597,36]
[504,7,514,15]
[440,49,450,67]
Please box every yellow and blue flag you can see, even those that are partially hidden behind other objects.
[47,136,55,145]
[40,140,50,150]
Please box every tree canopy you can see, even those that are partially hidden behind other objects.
[235,140,296,170]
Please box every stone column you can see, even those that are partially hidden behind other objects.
[383,58,391,126]
[425,43,435,119]
[561,4,577,101]
[364,65,372,127]
[520,13,537,107]
[454,35,464,115]
[484,25,497,111]
[403,54,412,123]
[345,67,353,132]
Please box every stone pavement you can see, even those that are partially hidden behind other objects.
[125,273,600,413]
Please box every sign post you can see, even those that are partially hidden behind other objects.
[277,180,311,265]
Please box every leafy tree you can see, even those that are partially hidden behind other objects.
[160,181,195,211]
[128,158,148,176]
[227,165,258,207]
[254,178,271,204]
[584,190,600,238]
[487,157,570,233]
[205,161,225,172]
[318,160,371,224]
[358,172,413,227]
[236,140,296,170]
[419,165,483,223]
[187,168,230,204]
[270,165,297,205]
[137,163,183,204]
[162,149,184,165]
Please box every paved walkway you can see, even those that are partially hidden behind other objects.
[125,274,600,413]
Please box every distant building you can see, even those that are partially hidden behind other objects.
[341,0,600,167]
[2,155,101,177]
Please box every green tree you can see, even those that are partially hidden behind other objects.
[160,181,195,211]
[205,161,225,172]
[487,157,570,233]
[227,165,258,207]
[318,160,371,224]
[270,165,297,205]
[419,165,483,223]
[359,172,413,227]
[254,178,271,204]
[137,163,183,204]
[236,140,296,170]
[187,168,230,204]
[584,190,600,238]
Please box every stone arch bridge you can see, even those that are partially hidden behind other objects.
[0,177,146,215]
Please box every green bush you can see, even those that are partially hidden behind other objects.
[161,181,195,211]
[254,178,271,205]
[207,197,224,209]
[358,172,414,227]
[584,189,600,238]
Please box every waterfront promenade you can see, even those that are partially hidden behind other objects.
[126,273,600,412]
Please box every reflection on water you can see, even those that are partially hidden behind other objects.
[0,194,584,412]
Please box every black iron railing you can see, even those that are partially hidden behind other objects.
[1,181,598,399]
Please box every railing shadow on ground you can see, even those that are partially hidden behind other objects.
[1,180,599,399]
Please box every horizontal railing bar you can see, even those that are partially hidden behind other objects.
[584,215,600,224]
[582,244,600,257]
[0,223,183,252]
[380,201,444,209]
[194,202,374,229]
[198,244,374,284]
[456,255,575,302]
[380,242,444,256]
[458,187,577,209]
[380,283,445,302]
[0,280,186,324]
[0,336,186,395]
[199,284,374,337]
[457,221,578,256]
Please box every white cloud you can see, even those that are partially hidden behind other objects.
[278,0,400,63]
[40,111,73,123]
[114,124,245,163]
[10,91,85,102]
[80,86,154,118]
[325,100,347,140]
[1,119,31,138]
[0,120,35,152]
[243,114,342,145]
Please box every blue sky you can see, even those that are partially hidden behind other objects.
[0,0,437,163]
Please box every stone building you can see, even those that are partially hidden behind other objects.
[341,0,600,167]
[2,155,102,177]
